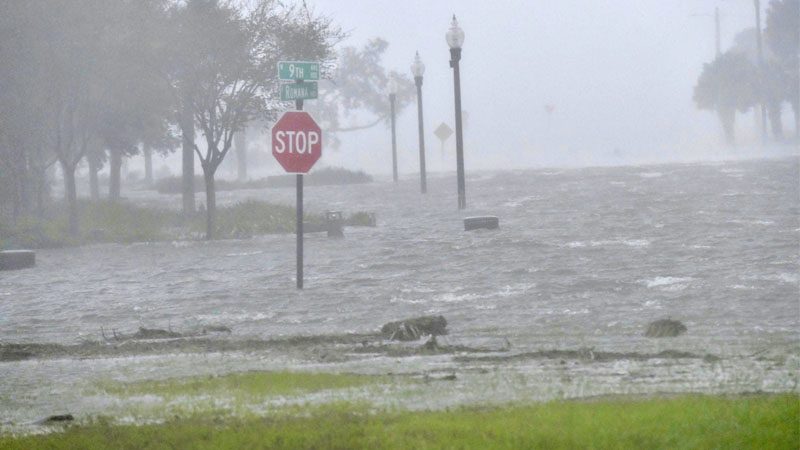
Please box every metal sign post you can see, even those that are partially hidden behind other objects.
[274,62,323,289]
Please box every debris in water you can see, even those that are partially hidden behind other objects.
[422,336,439,351]
[131,327,182,340]
[381,315,448,341]
[36,414,74,425]
[202,325,232,334]
[645,319,687,338]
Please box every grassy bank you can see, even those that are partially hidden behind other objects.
[154,167,373,194]
[2,394,797,449]
[101,370,385,400]
[0,200,375,249]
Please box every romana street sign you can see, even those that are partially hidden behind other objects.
[280,81,318,101]
[277,61,320,81]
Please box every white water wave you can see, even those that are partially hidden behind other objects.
[638,172,662,178]
[643,276,693,291]
[563,239,650,248]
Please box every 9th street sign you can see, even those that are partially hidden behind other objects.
[277,61,320,81]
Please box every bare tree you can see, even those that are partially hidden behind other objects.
[174,0,342,239]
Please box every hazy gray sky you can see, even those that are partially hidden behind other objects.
[146,0,770,179]
[297,0,767,175]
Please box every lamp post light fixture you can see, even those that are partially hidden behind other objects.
[446,15,466,209]
[388,77,399,183]
[411,51,427,194]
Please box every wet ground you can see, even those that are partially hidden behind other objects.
[1,156,799,432]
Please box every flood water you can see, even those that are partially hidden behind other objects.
[2,156,799,429]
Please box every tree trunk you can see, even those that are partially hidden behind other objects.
[235,130,247,181]
[791,100,799,139]
[88,156,100,201]
[181,97,195,215]
[61,161,79,237]
[203,166,216,240]
[767,101,784,141]
[108,149,122,201]
[35,170,47,217]
[143,145,153,185]
[718,108,736,145]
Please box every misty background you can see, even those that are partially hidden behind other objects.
[149,0,796,178]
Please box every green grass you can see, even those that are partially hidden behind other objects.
[1,199,375,248]
[200,199,296,238]
[101,370,384,400]
[2,394,797,449]
[0,200,174,248]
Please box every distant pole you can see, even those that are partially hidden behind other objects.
[296,94,304,289]
[389,89,398,183]
[411,51,427,194]
[754,0,768,144]
[447,15,466,210]
[714,6,721,57]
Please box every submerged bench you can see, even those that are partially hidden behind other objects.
[0,250,36,270]
[464,216,499,231]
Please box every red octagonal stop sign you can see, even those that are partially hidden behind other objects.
[271,111,322,173]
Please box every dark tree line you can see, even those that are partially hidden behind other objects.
[0,0,350,239]
[694,0,799,144]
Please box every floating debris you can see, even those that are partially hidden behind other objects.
[131,327,182,340]
[381,315,448,341]
[202,325,232,334]
[645,319,687,338]
[36,414,74,425]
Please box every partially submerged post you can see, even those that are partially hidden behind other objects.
[274,61,323,289]
[325,211,344,238]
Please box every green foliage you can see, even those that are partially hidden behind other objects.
[103,371,383,400]
[345,211,377,227]
[306,38,416,148]
[200,200,297,238]
[0,201,173,249]
[1,395,797,449]
[693,51,760,143]
[694,52,759,114]
[155,167,373,194]
[0,200,329,249]
[765,0,800,63]
[265,167,373,188]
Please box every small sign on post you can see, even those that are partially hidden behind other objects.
[280,81,318,101]
[276,61,322,289]
[277,61,320,81]
[434,122,453,158]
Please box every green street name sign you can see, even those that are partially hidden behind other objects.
[278,61,320,81]
[280,81,318,101]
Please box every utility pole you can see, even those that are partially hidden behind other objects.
[390,93,398,183]
[754,0,768,144]
[715,6,721,56]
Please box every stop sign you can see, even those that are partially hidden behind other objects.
[271,111,322,173]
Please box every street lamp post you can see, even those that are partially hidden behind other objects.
[388,78,399,183]
[411,52,427,194]
[447,15,466,209]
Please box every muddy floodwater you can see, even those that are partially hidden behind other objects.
[2,157,799,432]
